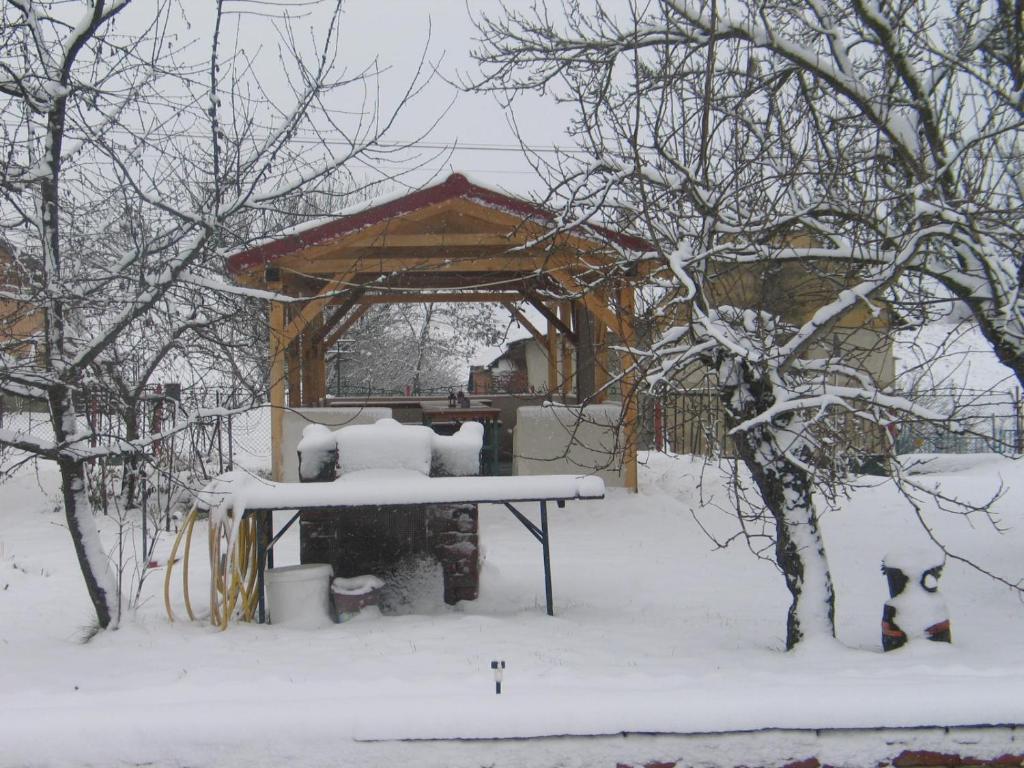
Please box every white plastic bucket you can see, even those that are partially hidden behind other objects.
[266,563,333,628]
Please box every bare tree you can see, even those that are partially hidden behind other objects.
[0,0,431,629]
[470,0,1019,647]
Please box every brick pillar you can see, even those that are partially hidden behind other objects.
[430,504,480,604]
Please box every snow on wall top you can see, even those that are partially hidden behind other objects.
[517,401,624,428]
[225,172,652,275]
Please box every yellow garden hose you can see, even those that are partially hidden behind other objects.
[164,504,261,629]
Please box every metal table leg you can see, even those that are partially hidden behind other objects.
[540,501,553,616]
[503,500,556,616]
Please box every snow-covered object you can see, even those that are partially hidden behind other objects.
[887,590,949,641]
[882,548,950,650]
[190,471,604,510]
[266,563,334,629]
[321,417,483,478]
[883,548,944,575]
[331,575,385,622]
[331,575,385,596]
[430,422,484,477]
[335,418,434,476]
[296,424,338,481]
[281,407,391,482]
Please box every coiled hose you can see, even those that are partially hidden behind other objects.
[163,505,262,629]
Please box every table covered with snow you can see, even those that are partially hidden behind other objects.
[197,469,606,619]
[198,471,605,511]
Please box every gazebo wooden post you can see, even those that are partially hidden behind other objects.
[619,283,639,492]
[285,346,301,407]
[269,300,286,482]
[594,322,609,403]
[301,313,323,406]
[574,302,599,403]
[546,304,559,395]
[559,301,574,398]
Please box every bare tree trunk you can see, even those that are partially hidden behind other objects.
[721,366,835,649]
[49,385,118,629]
[410,303,435,396]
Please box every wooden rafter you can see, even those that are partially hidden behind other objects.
[313,286,367,346]
[280,271,355,344]
[323,303,371,350]
[520,290,577,345]
[270,254,576,278]
[350,291,523,304]
[544,267,634,347]
[500,302,546,346]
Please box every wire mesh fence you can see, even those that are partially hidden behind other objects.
[0,385,274,476]
[646,386,1024,459]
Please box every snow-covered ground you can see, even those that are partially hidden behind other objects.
[2,452,1024,767]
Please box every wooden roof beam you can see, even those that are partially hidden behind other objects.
[274,254,583,276]
[342,233,522,248]
[322,303,372,350]
[520,290,578,345]
[342,291,523,304]
[545,267,633,344]
[280,271,356,345]
[501,302,547,347]
[312,285,368,346]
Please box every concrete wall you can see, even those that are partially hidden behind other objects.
[281,407,391,482]
[513,402,626,486]
[524,339,551,392]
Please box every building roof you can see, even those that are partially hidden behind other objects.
[226,173,652,276]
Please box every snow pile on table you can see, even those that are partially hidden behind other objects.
[300,417,485,479]
[336,418,435,475]
[296,424,339,481]
[431,421,484,476]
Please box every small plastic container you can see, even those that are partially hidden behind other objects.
[331,575,385,622]
[266,563,334,628]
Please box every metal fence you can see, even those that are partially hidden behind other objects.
[0,385,274,476]
[647,387,1024,458]
[892,387,1023,456]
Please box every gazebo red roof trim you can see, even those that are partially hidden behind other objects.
[225,173,652,275]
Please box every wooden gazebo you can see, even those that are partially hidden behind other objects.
[226,173,651,489]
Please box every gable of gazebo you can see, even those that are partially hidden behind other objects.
[227,173,649,488]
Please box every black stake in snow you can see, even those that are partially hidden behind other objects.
[490,660,505,694]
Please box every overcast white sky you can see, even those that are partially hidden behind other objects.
[331,0,571,195]
[174,0,575,197]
